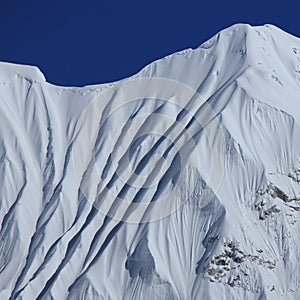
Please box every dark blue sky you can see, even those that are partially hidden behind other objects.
[1,0,299,86]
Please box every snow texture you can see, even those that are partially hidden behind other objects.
[0,24,300,299]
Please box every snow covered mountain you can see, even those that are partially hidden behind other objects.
[1,24,300,299]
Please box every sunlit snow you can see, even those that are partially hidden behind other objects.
[0,24,300,299]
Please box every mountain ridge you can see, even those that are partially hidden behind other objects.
[2,24,299,86]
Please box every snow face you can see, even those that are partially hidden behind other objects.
[0,24,300,299]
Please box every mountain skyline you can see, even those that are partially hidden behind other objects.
[1,0,299,86]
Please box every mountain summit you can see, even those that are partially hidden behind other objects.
[0,24,300,299]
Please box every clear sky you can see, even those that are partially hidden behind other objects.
[1,0,299,86]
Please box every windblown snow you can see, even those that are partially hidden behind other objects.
[1,24,300,300]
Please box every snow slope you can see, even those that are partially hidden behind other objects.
[1,24,300,299]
